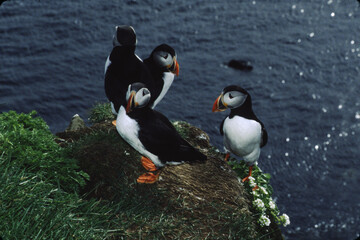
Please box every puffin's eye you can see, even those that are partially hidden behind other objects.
[142,89,149,96]
[229,93,234,99]
[162,53,169,59]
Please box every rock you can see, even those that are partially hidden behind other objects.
[65,114,86,132]
[228,59,253,71]
[56,114,90,145]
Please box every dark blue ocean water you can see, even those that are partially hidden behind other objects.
[1,1,360,239]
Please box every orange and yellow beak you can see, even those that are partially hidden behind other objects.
[212,94,227,112]
[126,91,137,113]
[169,57,180,76]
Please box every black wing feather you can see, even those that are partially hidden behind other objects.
[260,127,268,148]
[132,109,206,163]
[219,117,226,135]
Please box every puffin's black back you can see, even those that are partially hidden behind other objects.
[104,46,155,113]
[129,108,207,164]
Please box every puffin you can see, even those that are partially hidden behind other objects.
[104,26,179,121]
[212,85,268,184]
[104,25,153,116]
[116,82,207,183]
[143,43,179,108]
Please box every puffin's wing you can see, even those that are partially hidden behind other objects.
[138,110,206,163]
[142,58,164,107]
[219,118,226,136]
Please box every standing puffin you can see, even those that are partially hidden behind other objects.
[143,43,179,108]
[104,26,179,120]
[212,85,268,183]
[104,25,153,116]
[116,82,206,183]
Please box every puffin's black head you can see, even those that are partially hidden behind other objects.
[151,44,179,76]
[126,82,151,113]
[212,85,250,112]
[113,25,137,47]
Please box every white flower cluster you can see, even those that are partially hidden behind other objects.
[280,213,290,226]
[269,199,276,210]
[248,176,257,188]
[259,214,271,227]
[259,186,268,195]
[253,199,265,209]
[242,168,290,228]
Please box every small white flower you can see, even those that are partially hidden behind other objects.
[259,214,271,227]
[269,200,276,210]
[252,190,260,197]
[280,213,290,226]
[249,182,257,188]
[248,176,255,182]
[249,177,257,188]
[260,186,268,195]
[253,199,265,209]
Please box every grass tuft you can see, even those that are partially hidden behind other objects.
[88,102,114,124]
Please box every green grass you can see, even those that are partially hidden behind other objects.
[0,111,112,239]
[0,164,111,239]
[0,111,88,193]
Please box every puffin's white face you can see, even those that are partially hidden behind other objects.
[134,87,151,108]
[126,84,151,113]
[152,50,175,68]
[222,90,247,109]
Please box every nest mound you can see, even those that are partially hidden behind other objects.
[56,117,282,239]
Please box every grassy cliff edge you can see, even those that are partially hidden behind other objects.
[0,106,284,239]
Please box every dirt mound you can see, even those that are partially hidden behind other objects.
[56,118,282,239]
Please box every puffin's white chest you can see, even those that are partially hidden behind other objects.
[104,56,111,75]
[152,72,174,108]
[116,107,140,147]
[115,106,163,167]
[223,116,261,163]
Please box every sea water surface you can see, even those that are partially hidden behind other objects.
[1,1,360,239]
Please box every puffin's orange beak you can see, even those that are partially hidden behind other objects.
[212,94,227,112]
[172,57,180,76]
[126,91,136,113]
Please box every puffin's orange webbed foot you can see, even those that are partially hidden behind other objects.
[141,156,157,171]
[137,172,160,184]
[242,175,251,182]
[224,153,230,162]
[241,165,253,182]
[112,120,117,126]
